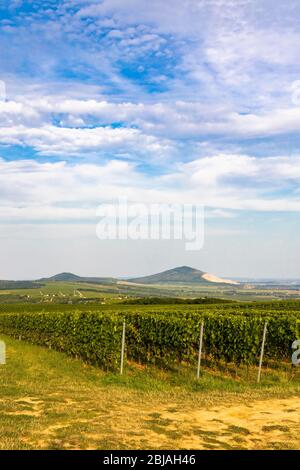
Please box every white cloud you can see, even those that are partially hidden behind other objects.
[3,93,300,154]
[0,123,171,157]
[1,153,300,224]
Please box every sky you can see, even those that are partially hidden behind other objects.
[1,0,300,279]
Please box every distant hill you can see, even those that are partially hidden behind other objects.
[129,266,239,285]
[12,267,239,287]
[39,272,116,285]
[42,272,82,282]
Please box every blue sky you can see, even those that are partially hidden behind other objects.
[1,0,300,278]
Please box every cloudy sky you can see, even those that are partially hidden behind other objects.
[1,0,300,279]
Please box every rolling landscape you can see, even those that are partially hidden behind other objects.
[1,266,300,304]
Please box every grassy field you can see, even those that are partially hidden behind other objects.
[0,335,300,450]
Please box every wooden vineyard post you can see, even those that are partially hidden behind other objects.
[120,321,126,375]
[257,322,267,384]
[197,322,204,379]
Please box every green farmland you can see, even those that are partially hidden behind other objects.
[2,276,300,304]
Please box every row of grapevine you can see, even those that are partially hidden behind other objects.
[124,310,300,366]
[0,308,299,370]
[0,311,123,370]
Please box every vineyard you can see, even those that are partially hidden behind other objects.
[0,301,299,371]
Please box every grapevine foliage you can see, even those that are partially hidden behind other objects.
[0,304,299,370]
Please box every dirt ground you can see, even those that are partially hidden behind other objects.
[2,394,299,450]
[151,396,300,449]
